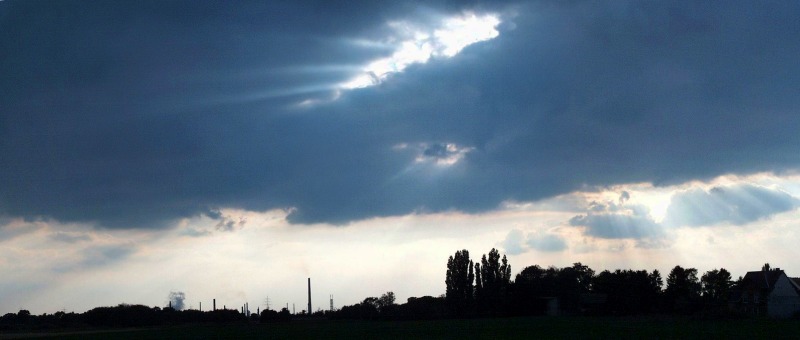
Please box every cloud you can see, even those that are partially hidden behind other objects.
[396,142,475,166]
[80,244,137,267]
[0,221,43,242]
[500,229,525,255]
[2,1,800,228]
[204,209,224,221]
[569,193,663,240]
[500,228,566,254]
[663,183,800,227]
[49,231,91,244]
[526,233,567,253]
[340,12,501,90]
[214,215,247,232]
[619,191,630,204]
[568,183,799,244]
[180,228,211,238]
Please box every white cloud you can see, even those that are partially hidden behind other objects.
[568,192,664,241]
[410,142,474,166]
[662,183,800,227]
[340,12,500,90]
[526,232,567,252]
[501,229,525,255]
[500,228,567,255]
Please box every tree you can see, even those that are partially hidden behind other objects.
[592,269,662,315]
[445,249,474,315]
[665,265,701,313]
[474,262,482,294]
[379,291,395,305]
[553,263,596,313]
[510,263,595,315]
[648,269,663,292]
[401,296,447,320]
[510,265,548,315]
[701,268,732,304]
[260,307,291,323]
[374,291,398,318]
[475,248,511,315]
[571,262,595,293]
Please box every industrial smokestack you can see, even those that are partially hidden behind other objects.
[213,299,216,311]
[308,278,312,315]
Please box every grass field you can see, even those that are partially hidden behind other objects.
[5,316,800,339]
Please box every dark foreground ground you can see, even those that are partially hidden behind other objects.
[3,316,799,339]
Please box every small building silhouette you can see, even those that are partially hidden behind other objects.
[732,268,800,318]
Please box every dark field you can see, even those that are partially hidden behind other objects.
[4,316,800,340]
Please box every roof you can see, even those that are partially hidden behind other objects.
[741,270,785,292]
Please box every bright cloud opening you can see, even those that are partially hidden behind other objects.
[341,12,501,90]
[395,142,475,167]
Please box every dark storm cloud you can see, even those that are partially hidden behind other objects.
[662,184,800,227]
[2,0,800,228]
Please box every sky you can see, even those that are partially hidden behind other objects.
[2,0,800,315]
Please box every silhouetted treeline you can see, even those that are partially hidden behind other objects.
[1,305,248,332]
[0,310,83,332]
[259,307,291,322]
[329,293,447,321]
[0,250,782,331]
[329,248,758,321]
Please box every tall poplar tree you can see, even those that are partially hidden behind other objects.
[445,249,474,314]
[475,248,511,315]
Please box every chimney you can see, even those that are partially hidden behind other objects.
[213,299,216,311]
[200,302,202,312]
[169,301,172,309]
[308,278,312,315]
